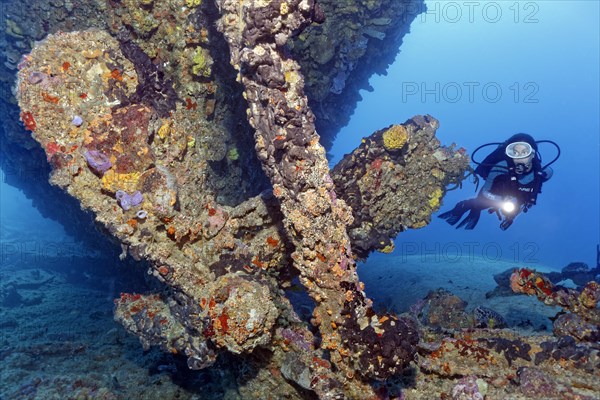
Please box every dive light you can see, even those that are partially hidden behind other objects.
[501,198,517,213]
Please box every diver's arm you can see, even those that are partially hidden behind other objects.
[478,168,505,206]
[480,189,503,203]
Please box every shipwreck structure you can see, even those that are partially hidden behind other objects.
[2,0,599,398]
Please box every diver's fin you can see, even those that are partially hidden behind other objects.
[455,209,481,230]
[438,201,470,226]
[438,210,462,226]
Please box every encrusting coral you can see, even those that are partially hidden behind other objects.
[332,118,468,258]
[382,124,409,151]
[15,23,467,397]
[214,0,459,387]
[12,0,599,399]
[511,268,600,341]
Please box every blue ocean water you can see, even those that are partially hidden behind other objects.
[0,182,69,244]
[331,0,600,270]
[0,1,598,398]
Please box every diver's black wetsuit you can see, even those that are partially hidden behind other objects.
[439,134,553,230]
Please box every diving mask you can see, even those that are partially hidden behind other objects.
[505,141,534,159]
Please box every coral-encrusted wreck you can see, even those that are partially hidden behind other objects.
[14,26,465,400]
[8,0,599,398]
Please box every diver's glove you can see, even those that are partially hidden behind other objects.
[500,218,514,230]
[498,196,521,230]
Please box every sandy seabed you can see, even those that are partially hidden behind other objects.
[359,255,561,333]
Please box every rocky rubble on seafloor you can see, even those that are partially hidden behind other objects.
[404,283,600,399]
[510,268,600,342]
[7,0,600,399]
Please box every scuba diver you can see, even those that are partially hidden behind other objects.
[438,133,560,230]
